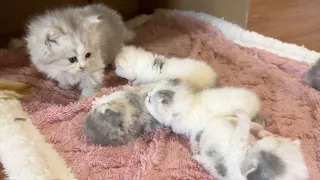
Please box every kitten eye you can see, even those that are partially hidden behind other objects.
[85,52,91,58]
[68,57,77,63]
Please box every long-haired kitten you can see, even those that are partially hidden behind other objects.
[144,79,261,136]
[84,84,162,146]
[242,135,309,180]
[304,58,320,91]
[115,45,218,91]
[190,109,251,180]
[191,110,308,180]
[25,4,134,98]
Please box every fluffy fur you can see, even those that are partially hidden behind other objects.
[115,45,218,91]
[83,85,162,146]
[25,4,134,98]
[190,109,251,180]
[189,109,308,180]
[242,135,309,180]
[304,58,320,91]
[144,79,261,136]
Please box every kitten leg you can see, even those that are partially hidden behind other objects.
[58,81,72,90]
[132,79,141,86]
[80,71,104,99]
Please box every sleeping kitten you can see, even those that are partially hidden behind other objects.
[190,109,251,180]
[25,4,134,98]
[115,45,218,91]
[144,78,261,136]
[242,135,309,180]
[190,110,308,180]
[83,85,162,146]
[304,58,320,91]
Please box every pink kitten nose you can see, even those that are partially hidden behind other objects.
[79,65,87,70]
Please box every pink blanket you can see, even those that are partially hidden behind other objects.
[0,11,319,179]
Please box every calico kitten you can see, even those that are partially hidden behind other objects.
[83,85,162,146]
[115,45,218,91]
[25,4,134,98]
[144,78,261,136]
[304,58,320,91]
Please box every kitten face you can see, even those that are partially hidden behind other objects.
[145,87,177,126]
[45,28,94,74]
[114,46,137,80]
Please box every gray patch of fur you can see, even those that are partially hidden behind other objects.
[252,113,265,127]
[247,150,285,180]
[215,162,227,177]
[305,59,320,91]
[206,146,218,157]
[153,57,165,72]
[84,109,126,146]
[167,78,181,86]
[156,90,175,105]
[84,91,163,146]
[195,130,204,143]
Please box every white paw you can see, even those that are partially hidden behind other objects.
[58,83,72,90]
[132,80,140,86]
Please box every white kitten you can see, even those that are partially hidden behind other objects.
[242,135,309,180]
[144,79,261,136]
[190,109,250,180]
[190,109,309,180]
[25,4,134,98]
[115,45,218,91]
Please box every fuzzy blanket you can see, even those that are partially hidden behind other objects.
[0,10,319,179]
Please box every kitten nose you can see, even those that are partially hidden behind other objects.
[79,65,86,70]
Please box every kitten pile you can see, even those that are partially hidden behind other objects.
[24,4,309,179]
[86,46,309,180]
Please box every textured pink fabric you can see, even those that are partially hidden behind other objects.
[0,11,319,179]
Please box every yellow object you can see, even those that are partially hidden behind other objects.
[0,79,35,99]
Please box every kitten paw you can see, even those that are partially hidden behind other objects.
[127,80,133,86]
[258,130,274,138]
[58,83,72,90]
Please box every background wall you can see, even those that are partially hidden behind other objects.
[0,0,250,47]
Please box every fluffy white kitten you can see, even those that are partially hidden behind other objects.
[115,45,218,91]
[242,135,309,180]
[190,109,251,180]
[144,79,261,136]
[25,4,134,98]
[190,110,308,180]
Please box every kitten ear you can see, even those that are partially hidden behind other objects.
[86,15,101,24]
[46,26,63,45]
[117,58,134,71]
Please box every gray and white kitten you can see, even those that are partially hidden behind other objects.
[304,58,320,91]
[83,85,163,146]
[25,4,134,98]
